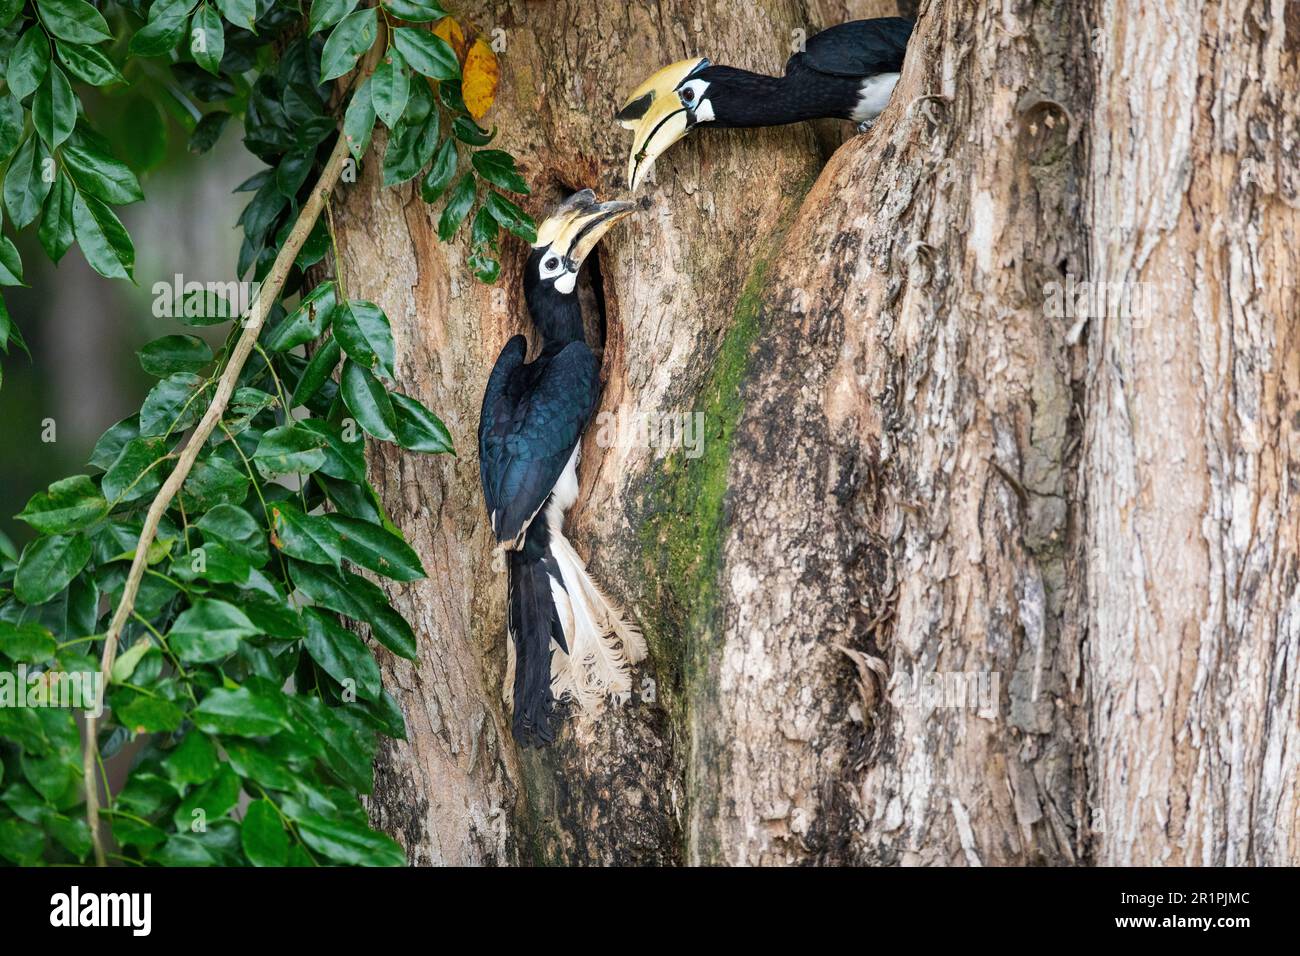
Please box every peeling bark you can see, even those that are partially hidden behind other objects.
[338,0,1300,866]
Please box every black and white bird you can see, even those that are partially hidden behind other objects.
[616,17,914,189]
[478,190,645,746]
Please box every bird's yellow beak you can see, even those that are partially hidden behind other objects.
[616,57,710,191]
[534,189,637,266]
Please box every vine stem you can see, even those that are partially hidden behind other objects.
[83,26,386,867]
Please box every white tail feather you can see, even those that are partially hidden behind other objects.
[546,531,644,716]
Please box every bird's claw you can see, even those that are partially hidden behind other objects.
[856,118,877,134]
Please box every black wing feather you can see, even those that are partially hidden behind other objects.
[478,339,600,544]
[787,17,913,79]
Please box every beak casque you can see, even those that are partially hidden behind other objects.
[616,57,710,190]
[534,189,637,266]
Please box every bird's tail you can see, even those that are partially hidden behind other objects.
[545,530,646,714]
[505,548,565,746]
[503,529,646,745]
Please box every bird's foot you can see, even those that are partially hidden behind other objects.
[856,118,877,134]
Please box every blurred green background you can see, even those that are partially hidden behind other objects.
[1,98,259,549]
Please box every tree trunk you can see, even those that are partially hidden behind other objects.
[333,0,1300,865]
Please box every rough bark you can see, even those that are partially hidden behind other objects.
[335,0,1300,866]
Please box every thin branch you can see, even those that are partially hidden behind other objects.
[83,27,386,868]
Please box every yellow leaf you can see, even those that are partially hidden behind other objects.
[433,16,468,65]
[462,37,499,121]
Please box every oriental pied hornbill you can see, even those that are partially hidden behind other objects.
[617,17,914,189]
[478,190,646,746]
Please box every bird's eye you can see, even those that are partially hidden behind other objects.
[545,258,559,270]
[681,87,695,103]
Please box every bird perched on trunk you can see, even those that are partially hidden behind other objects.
[478,190,646,746]
[617,17,914,189]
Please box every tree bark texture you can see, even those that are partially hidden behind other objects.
[332,0,1300,865]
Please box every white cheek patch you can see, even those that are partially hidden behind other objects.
[695,98,715,123]
[555,271,577,295]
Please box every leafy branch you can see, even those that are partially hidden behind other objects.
[0,0,524,868]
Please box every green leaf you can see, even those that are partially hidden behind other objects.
[33,65,74,148]
[309,0,359,34]
[0,817,45,865]
[117,695,185,733]
[253,423,329,478]
[237,593,305,639]
[451,116,494,146]
[38,172,75,262]
[340,359,397,441]
[169,598,259,663]
[264,281,335,352]
[381,0,446,23]
[270,501,342,567]
[179,456,250,512]
[7,27,50,102]
[56,41,125,86]
[371,50,409,129]
[139,372,206,435]
[213,0,255,30]
[437,173,475,241]
[90,415,140,470]
[16,475,107,534]
[0,621,57,663]
[4,134,53,230]
[63,137,145,204]
[173,540,249,585]
[320,8,376,83]
[291,696,376,793]
[289,336,341,408]
[382,82,438,187]
[333,300,395,377]
[149,834,216,866]
[343,76,376,162]
[485,191,537,243]
[298,418,365,483]
[111,817,166,853]
[471,204,497,249]
[102,436,168,504]
[0,235,22,285]
[419,136,457,203]
[110,637,152,683]
[14,533,92,605]
[172,763,240,832]
[223,740,297,790]
[0,94,23,161]
[138,334,213,377]
[326,513,424,582]
[391,26,459,80]
[304,608,381,699]
[294,814,405,866]
[188,110,230,153]
[129,14,188,58]
[290,561,417,659]
[190,4,224,76]
[0,0,21,29]
[38,0,112,44]
[21,749,76,802]
[241,799,289,866]
[472,149,529,194]
[276,148,312,198]
[72,190,135,280]
[195,504,268,566]
[164,731,218,785]
[193,686,291,737]
[48,815,92,860]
